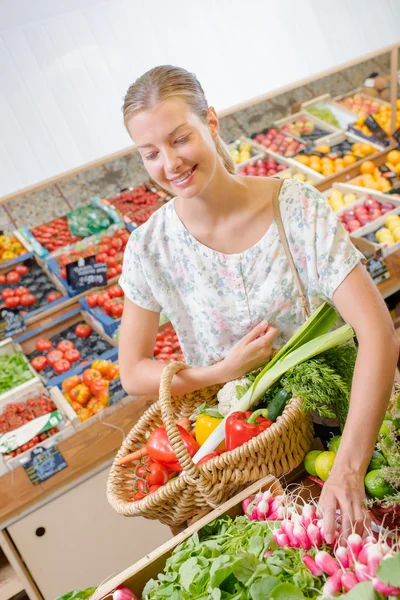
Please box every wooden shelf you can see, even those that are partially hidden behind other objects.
[0,552,24,600]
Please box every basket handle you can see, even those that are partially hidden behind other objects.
[158,361,203,480]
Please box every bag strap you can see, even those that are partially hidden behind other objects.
[272,179,310,320]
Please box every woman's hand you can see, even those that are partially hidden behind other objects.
[221,321,279,381]
[318,465,370,543]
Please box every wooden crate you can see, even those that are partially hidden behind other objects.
[301,93,356,130]
[275,110,342,142]
[92,474,283,600]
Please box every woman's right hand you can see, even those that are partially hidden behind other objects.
[221,321,279,381]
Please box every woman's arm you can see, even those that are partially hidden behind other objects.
[119,297,279,397]
[319,263,399,542]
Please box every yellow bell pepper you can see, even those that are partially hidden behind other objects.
[195,414,225,451]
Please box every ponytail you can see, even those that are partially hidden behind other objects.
[215,134,236,174]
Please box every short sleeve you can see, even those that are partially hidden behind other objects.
[119,232,161,313]
[299,182,364,300]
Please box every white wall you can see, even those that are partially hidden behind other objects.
[0,0,399,197]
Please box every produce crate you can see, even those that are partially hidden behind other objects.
[45,222,127,297]
[0,232,33,274]
[275,163,323,184]
[228,136,264,167]
[79,296,120,338]
[14,307,117,388]
[93,474,283,600]
[275,110,341,143]
[0,378,74,472]
[250,126,309,160]
[236,149,293,177]
[334,89,391,147]
[301,93,356,130]
[350,206,400,258]
[326,182,400,215]
[0,338,39,403]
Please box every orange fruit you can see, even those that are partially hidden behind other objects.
[343,155,356,166]
[360,160,376,175]
[387,150,400,165]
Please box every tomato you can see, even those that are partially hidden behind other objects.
[96,253,108,264]
[47,350,63,366]
[6,271,20,284]
[133,491,146,501]
[64,349,81,363]
[70,384,91,405]
[116,264,123,275]
[35,338,53,352]
[114,252,124,264]
[108,285,124,299]
[14,287,30,297]
[77,407,91,421]
[57,340,75,353]
[97,388,109,407]
[105,256,116,268]
[103,299,114,316]
[97,292,110,307]
[136,479,148,493]
[60,267,67,279]
[0,275,5,284]
[86,293,99,308]
[75,324,92,338]
[111,302,124,318]
[14,265,29,275]
[111,237,123,250]
[107,267,118,279]
[47,291,62,303]
[20,293,37,306]
[1,288,14,300]
[101,236,112,244]
[82,368,102,387]
[31,356,47,371]
[53,359,72,374]
[62,375,82,393]
[136,465,149,478]
[90,378,109,397]
[91,359,110,376]
[148,485,161,494]
[148,463,169,486]
[106,364,120,380]
[5,296,20,308]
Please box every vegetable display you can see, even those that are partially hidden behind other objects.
[31,217,82,252]
[0,234,28,262]
[104,183,171,226]
[153,326,184,363]
[0,351,35,395]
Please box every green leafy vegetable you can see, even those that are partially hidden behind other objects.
[339,581,376,599]
[55,587,96,600]
[0,352,35,395]
[270,583,305,599]
[376,551,400,586]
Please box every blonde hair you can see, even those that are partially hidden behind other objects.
[123,65,235,175]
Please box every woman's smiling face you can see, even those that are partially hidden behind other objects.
[127,97,219,198]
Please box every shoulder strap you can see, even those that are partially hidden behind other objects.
[272,179,310,320]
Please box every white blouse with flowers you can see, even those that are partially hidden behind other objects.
[119,179,363,367]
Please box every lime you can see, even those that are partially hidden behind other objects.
[328,435,341,454]
[315,451,336,482]
[364,469,395,499]
[378,420,393,439]
[304,450,322,477]
[367,450,388,472]
[384,411,393,421]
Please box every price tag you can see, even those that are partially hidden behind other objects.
[108,378,126,406]
[66,256,107,292]
[364,115,388,143]
[366,255,390,285]
[0,307,27,340]
[24,445,67,485]
[393,127,400,144]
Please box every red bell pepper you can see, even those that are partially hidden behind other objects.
[196,450,224,465]
[226,409,273,451]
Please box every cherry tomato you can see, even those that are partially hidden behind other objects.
[107,267,118,279]
[1,289,15,300]
[115,264,123,275]
[82,368,102,387]
[35,338,53,352]
[31,356,47,371]
[147,463,169,486]
[114,252,124,264]
[53,359,72,374]
[75,324,92,338]
[105,256,116,268]
[0,275,5,284]
[20,293,37,306]
[108,285,124,299]
[15,265,29,275]
[47,350,63,366]
[86,293,99,308]
[6,271,20,284]
[5,296,20,308]
[136,479,148,493]
[47,291,62,303]
[64,348,81,363]
[136,465,149,478]
[96,253,108,264]
[101,236,112,244]
[111,302,124,318]
[57,340,75,353]
[14,287,30,297]
[90,378,109,397]
[103,299,114,316]
[97,293,110,307]
[133,491,146,501]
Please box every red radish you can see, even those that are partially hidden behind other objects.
[281,520,298,548]
[323,570,343,596]
[341,571,358,592]
[335,546,350,568]
[373,578,400,597]
[366,544,384,576]
[307,523,321,548]
[242,496,255,517]
[347,533,363,561]
[315,551,341,576]
[301,503,316,528]
[357,546,368,565]
[293,522,311,550]
[112,586,139,600]
[355,562,371,582]
[301,554,323,576]
[272,531,289,548]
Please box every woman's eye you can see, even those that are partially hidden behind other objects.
[176,135,190,144]
[145,152,158,161]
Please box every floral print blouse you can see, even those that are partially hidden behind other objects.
[119,179,363,367]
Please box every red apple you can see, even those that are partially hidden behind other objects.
[347,219,361,231]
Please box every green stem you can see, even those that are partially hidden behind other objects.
[247,409,269,424]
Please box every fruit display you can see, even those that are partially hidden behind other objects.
[337,92,383,116]
[295,139,376,177]
[0,391,59,457]
[61,360,120,422]
[339,201,396,232]
[278,171,316,185]
[0,350,35,396]
[238,156,289,177]
[85,285,124,320]
[349,155,399,192]
[325,189,358,211]
[27,320,114,383]
[0,259,63,316]
[30,217,82,253]
[153,325,183,363]
[372,213,400,247]
[306,105,341,128]
[229,140,259,164]
[252,127,307,157]
[280,114,332,141]
[103,183,171,227]
[0,234,29,263]
[352,99,400,139]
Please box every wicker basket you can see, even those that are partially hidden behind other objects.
[107,361,314,527]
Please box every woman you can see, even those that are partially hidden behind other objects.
[118,65,399,542]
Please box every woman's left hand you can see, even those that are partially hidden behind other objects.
[318,466,370,543]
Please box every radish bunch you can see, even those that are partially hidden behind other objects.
[242,491,400,597]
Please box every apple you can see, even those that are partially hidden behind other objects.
[347,219,361,231]
[381,202,395,211]
[369,209,382,220]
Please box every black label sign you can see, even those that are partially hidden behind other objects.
[66,256,107,292]
[108,378,126,406]
[393,128,400,144]
[24,445,67,485]
[0,307,27,340]
[365,115,388,142]
[366,256,390,284]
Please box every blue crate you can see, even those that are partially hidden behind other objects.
[46,257,79,297]
[79,297,121,337]
[0,249,35,272]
